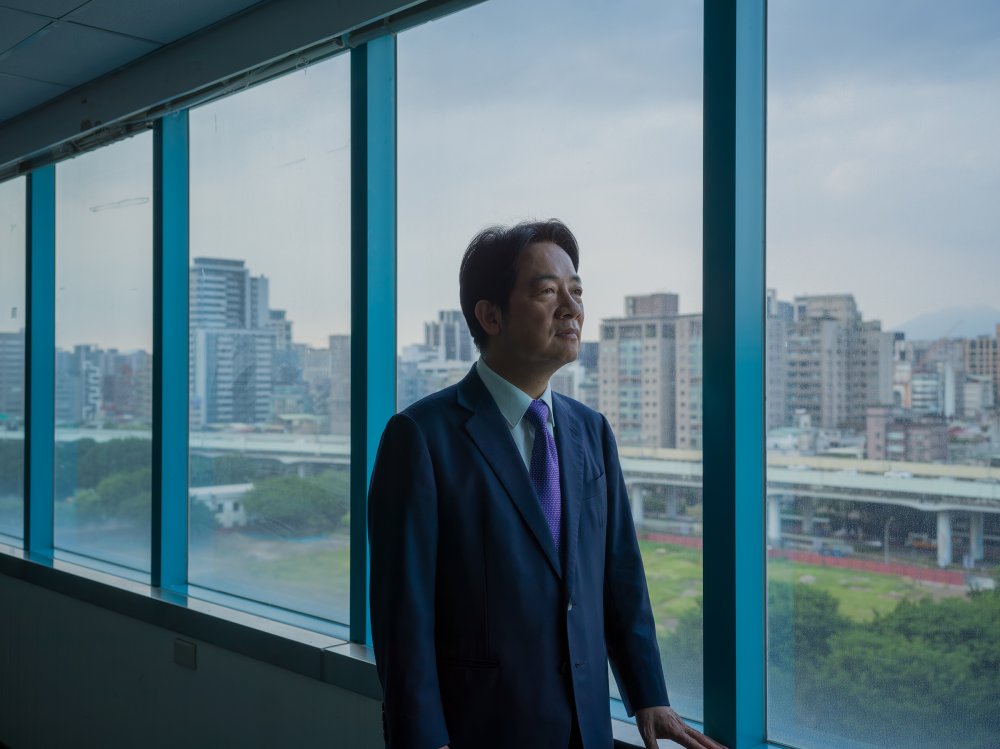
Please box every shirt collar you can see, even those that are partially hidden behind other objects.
[476,358,555,430]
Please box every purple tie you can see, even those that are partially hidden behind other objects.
[525,399,561,552]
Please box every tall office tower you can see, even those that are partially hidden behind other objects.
[0,329,25,427]
[964,325,1000,405]
[598,293,701,449]
[785,293,893,430]
[189,257,276,428]
[424,310,475,363]
[190,257,249,328]
[765,289,793,431]
[397,310,476,409]
[190,330,274,425]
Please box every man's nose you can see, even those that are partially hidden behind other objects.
[558,293,582,317]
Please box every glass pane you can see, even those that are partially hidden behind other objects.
[188,54,352,624]
[0,177,26,542]
[767,3,1000,748]
[398,0,704,720]
[54,134,153,572]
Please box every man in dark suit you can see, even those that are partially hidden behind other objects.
[368,220,724,749]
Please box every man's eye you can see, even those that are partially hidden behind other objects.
[573,288,584,297]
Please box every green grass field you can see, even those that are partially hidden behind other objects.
[638,539,968,633]
[192,533,967,632]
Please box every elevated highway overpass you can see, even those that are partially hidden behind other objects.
[7,430,997,566]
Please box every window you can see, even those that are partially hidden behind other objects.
[767,3,1000,747]
[398,0,704,720]
[187,53,352,623]
[53,134,153,573]
[0,177,26,541]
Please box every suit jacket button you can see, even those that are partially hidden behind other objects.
[567,601,574,612]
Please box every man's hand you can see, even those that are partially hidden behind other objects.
[635,706,728,749]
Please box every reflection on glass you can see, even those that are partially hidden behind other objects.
[398,0,704,719]
[54,134,153,572]
[187,53,352,624]
[0,177,26,541]
[767,3,1000,748]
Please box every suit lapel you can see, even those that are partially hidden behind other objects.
[553,393,583,599]
[458,368,562,580]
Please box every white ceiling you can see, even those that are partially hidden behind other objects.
[0,0,265,124]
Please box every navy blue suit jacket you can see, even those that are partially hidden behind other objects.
[368,367,668,749]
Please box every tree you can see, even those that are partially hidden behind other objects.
[808,591,1000,749]
[242,471,348,536]
[55,438,151,500]
[75,467,151,526]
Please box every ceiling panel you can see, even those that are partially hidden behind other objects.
[0,0,90,18]
[65,0,262,44]
[0,7,51,54]
[0,20,158,87]
[0,72,69,122]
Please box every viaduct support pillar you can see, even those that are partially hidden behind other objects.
[937,510,953,568]
[631,485,645,528]
[969,511,985,562]
[665,486,680,519]
[767,495,782,547]
[800,497,815,535]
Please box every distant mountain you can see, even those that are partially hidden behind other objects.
[894,305,1000,341]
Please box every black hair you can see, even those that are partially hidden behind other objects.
[459,219,580,352]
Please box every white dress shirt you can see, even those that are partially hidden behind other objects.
[475,357,556,470]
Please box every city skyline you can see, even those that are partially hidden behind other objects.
[8,285,996,437]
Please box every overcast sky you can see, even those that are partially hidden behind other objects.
[1,0,998,350]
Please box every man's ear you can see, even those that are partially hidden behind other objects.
[474,300,503,338]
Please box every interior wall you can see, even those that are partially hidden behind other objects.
[0,574,383,749]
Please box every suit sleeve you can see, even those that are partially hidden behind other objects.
[600,414,671,715]
[368,413,450,749]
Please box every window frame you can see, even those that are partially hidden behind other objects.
[0,1,769,747]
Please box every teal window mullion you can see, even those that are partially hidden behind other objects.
[702,1,767,747]
[25,166,56,557]
[152,111,191,590]
[350,34,397,645]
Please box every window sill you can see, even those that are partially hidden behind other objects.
[0,540,732,749]
[0,540,377,698]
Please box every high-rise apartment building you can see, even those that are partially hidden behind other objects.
[0,330,24,427]
[783,293,894,430]
[964,325,1000,405]
[598,293,701,449]
[328,334,351,436]
[766,290,793,432]
[55,345,102,426]
[189,257,276,428]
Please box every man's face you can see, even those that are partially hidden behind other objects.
[493,241,584,376]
